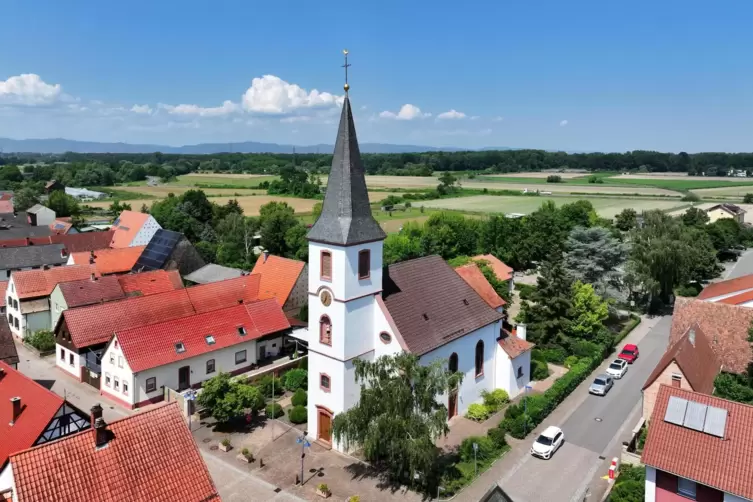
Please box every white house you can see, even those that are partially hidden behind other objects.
[303,95,533,450]
[110,210,162,248]
[99,299,289,408]
[26,204,56,227]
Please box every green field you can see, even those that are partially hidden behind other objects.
[605,177,753,190]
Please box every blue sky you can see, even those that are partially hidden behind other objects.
[1,0,751,152]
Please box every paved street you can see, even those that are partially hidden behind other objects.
[724,248,753,279]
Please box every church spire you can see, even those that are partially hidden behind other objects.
[307,51,386,246]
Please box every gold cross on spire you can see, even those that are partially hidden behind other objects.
[342,49,351,93]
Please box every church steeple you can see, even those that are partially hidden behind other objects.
[307,52,386,246]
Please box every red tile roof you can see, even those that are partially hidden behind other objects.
[642,385,753,500]
[9,402,221,502]
[70,246,145,275]
[718,289,753,306]
[117,269,183,296]
[110,210,150,248]
[57,276,126,309]
[472,254,514,281]
[643,324,721,395]
[0,361,64,469]
[49,219,73,235]
[251,254,306,306]
[697,274,753,300]
[186,274,260,312]
[13,265,99,299]
[454,263,505,309]
[670,297,753,374]
[0,231,116,252]
[0,193,12,201]
[498,328,535,359]
[0,201,13,213]
[116,298,289,372]
[0,281,6,308]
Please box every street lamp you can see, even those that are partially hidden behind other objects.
[296,430,311,485]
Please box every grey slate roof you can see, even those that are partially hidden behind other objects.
[0,243,67,269]
[184,263,244,284]
[382,255,504,356]
[0,212,53,240]
[307,96,386,246]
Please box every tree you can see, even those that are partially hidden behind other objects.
[614,209,638,232]
[332,353,462,491]
[744,193,753,204]
[259,202,298,256]
[197,372,265,423]
[516,258,573,346]
[215,213,258,268]
[108,200,132,217]
[0,165,23,183]
[521,201,567,264]
[681,207,709,227]
[13,188,40,211]
[564,226,626,292]
[437,171,459,194]
[48,191,81,218]
[567,281,609,342]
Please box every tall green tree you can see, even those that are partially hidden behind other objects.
[564,226,626,292]
[516,258,574,346]
[259,201,299,256]
[681,207,709,227]
[48,191,81,218]
[332,353,462,491]
[614,209,638,232]
[197,372,265,423]
[567,281,609,341]
[13,188,40,211]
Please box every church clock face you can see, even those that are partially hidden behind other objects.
[320,290,332,307]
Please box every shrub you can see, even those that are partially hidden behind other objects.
[564,355,579,369]
[531,359,550,381]
[681,192,700,202]
[609,480,644,502]
[486,427,508,449]
[459,436,499,463]
[546,175,562,183]
[744,193,753,204]
[587,175,604,184]
[569,339,604,360]
[221,438,231,447]
[674,283,701,297]
[297,356,308,370]
[288,405,308,424]
[254,374,284,398]
[291,388,308,407]
[481,389,509,411]
[265,403,283,418]
[26,330,55,352]
[536,347,567,364]
[241,447,254,460]
[284,369,308,391]
[466,403,490,421]
[348,497,360,502]
[317,484,330,494]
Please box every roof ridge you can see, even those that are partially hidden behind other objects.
[657,383,753,410]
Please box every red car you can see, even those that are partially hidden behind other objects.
[618,344,639,364]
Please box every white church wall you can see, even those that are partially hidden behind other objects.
[372,301,403,359]
[342,241,383,301]
[497,348,531,399]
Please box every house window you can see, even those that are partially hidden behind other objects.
[205,335,215,345]
[110,353,115,364]
[175,342,186,354]
[237,326,246,336]
[358,250,370,279]
[69,353,74,366]
[449,353,458,373]
[379,332,391,344]
[207,359,216,374]
[13,300,18,310]
[319,315,332,346]
[235,350,247,364]
[114,340,119,349]
[123,382,129,396]
[517,366,524,378]
[146,377,157,393]
[320,374,331,391]
[475,340,484,377]
[105,374,111,387]
[671,374,682,387]
[13,318,18,329]
[60,347,65,361]
[320,251,332,280]
[114,377,119,391]
[6,296,10,308]
[677,478,696,499]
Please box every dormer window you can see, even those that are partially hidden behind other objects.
[237,326,246,336]
[321,251,332,280]
[175,342,186,354]
[358,250,370,279]
[205,335,216,345]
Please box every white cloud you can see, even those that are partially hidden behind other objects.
[241,75,343,114]
[437,109,466,120]
[280,115,311,124]
[560,119,568,127]
[492,116,504,122]
[379,104,430,120]
[130,104,153,115]
[158,100,239,117]
[0,74,63,106]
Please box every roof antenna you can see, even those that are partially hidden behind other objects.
[342,49,351,94]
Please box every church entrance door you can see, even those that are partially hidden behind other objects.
[318,410,332,443]
[448,391,458,419]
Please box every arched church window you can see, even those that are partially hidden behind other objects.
[358,249,370,279]
[475,340,484,377]
[449,352,458,373]
[320,315,332,346]
[321,251,332,280]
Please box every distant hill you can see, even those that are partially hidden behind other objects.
[0,137,494,155]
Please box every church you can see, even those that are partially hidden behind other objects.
[305,79,533,450]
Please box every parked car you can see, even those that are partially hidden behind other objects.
[606,359,628,379]
[589,374,614,396]
[618,343,640,364]
[530,426,565,460]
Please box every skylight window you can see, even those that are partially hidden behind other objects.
[237,326,247,336]
[205,335,215,345]
[175,342,186,353]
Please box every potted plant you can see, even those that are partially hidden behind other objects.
[219,438,232,452]
[237,447,254,463]
[315,483,331,499]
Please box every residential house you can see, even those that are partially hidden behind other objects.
[7,402,220,502]
[0,244,69,280]
[184,263,244,284]
[44,180,64,194]
[0,212,53,240]
[26,204,55,227]
[6,265,98,339]
[0,320,18,368]
[697,273,753,307]
[110,210,161,248]
[642,385,753,502]
[0,361,89,499]
[49,276,127,332]
[130,228,205,276]
[67,246,146,275]
[670,297,753,375]
[251,253,308,314]
[706,203,746,224]
[100,298,289,408]
[303,95,534,450]
[473,254,514,281]
[642,324,721,420]
[54,275,259,388]
[117,269,184,296]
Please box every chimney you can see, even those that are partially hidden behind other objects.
[94,417,108,448]
[90,273,96,282]
[9,397,21,425]
[43,265,49,271]
[90,403,103,426]
[61,248,68,259]
[689,328,696,347]
[263,250,269,263]
[516,324,527,341]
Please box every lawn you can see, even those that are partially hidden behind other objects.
[418,195,688,219]
[606,177,753,190]
[173,174,279,187]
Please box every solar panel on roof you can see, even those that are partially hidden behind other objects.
[664,396,688,425]
[683,401,708,431]
[131,229,182,272]
[703,405,728,438]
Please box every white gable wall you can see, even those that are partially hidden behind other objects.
[129,215,161,247]
[55,344,82,379]
[496,348,531,399]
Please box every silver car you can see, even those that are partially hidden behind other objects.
[589,374,613,396]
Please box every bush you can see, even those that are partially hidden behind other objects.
[486,427,508,449]
[681,192,700,202]
[297,356,308,370]
[265,403,283,418]
[564,355,579,369]
[546,175,562,183]
[221,438,231,447]
[744,193,753,204]
[26,330,55,352]
[569,339,604,360]
[610,481,644,502]
[288,405,308,424]
[291,388,308,407]
[587,175,604,184]
[674,283,701,297]
[615,315,641,344]
[531,359,550,380]
[254,374,284,398]
[284,369,307,391]
[466,403,490,421]
[515,283,537,300]
[459,436,499,463]
[535,347,567,364]
[481,389,509,411]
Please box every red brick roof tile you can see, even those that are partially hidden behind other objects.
[49,219,73,235]
[670,297,753,374]
[697,273,753,300]
[45,231,115,253]
[0,201,13,213]
[251,254,305,306]
[718,288,753,306]
[0,361,64,469]
[186,274,260,312]
[70,246,145,275]
[116,298,289,372]
[110,210,150,248]
[57,276,126,308]
[9,402,221,502]
[498,328,535,359]
[116,270,183,297]
[642,385,753,500]
[13,265,99,299]
[454,263,505,309]
[472,254,514,281]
